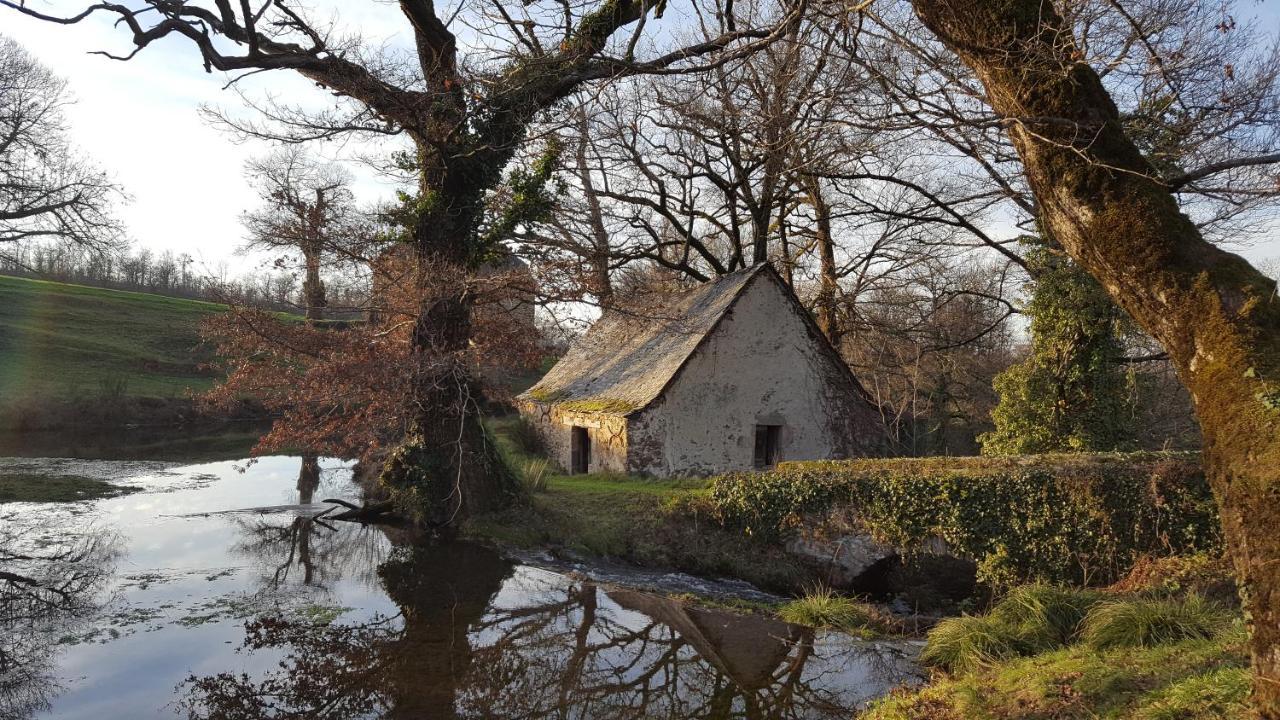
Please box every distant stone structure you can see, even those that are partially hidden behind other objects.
[517,264,884,477]
[366,245,536,333]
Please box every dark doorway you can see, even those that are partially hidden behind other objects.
[753,424,782,468]
[571,426,591,474]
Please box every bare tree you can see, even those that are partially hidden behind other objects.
[242,148,362,321]
[0,34,123,257]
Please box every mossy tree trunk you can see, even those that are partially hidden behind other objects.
[376,130,520,527]
[908,0,1280,712]
[371,0,687,525]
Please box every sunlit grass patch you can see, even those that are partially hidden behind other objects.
[1131,666,1250,720]
[778,585,893,638]
[867,627,1248,720]
[1081,596,1229,650]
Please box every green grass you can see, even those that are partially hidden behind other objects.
[1081,596,1229,649]
[870,573,1248,720]
[867,627,1249,720]
[0,472,141,503]
[921,585,1106,673]
[778,585,894,638]
[467,417,812,593]
[0,275,227,403]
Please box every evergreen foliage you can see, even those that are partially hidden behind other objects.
[709,454,1219,586]
[981,239,1137,455]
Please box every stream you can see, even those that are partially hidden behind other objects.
[0,443,922,719]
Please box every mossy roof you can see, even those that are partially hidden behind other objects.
[519,265,770,416]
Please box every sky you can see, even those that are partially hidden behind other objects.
[6,1,1280,276]
[7,2,415,275]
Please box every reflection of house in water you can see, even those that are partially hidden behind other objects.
[607,589,807,693]
[181,540,920,720]
[519,264,885,477]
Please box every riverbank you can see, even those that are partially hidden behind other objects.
[866,555,1247,719]
[468,417,816,595]
[473,416,1245,718]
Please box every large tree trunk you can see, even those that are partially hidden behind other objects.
[301,245,326,322]
[378,257,519,528]
[376,144,521,529]
[908,0,1280,712]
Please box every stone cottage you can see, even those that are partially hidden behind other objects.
[516,264,884,477]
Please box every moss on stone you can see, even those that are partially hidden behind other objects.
[557,397,637,415]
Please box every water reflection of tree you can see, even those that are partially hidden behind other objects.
[179,541,910,720]
[179,542,511,719]
[229,456,387,590]
[0,518,120,719]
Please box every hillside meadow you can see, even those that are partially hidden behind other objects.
[0,275,225,400]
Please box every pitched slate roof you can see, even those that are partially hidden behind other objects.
[520,264,769,416]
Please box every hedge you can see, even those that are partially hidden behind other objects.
[708,453,1220,587]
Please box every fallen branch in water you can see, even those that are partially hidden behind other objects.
[321,498,399,524]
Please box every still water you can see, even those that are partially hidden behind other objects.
[1,448,920,719]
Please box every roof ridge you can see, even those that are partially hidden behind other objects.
[518,265,768,415]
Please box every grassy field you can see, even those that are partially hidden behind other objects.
[0,275,226,403]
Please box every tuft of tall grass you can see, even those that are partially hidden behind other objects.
[919,614,1023,673]
[1080,596,1228,650]
[509,417,545,456]
[779,585,892,637]
[992,584,1104,647]
[519,459,551,493]
[921,584,1105,673]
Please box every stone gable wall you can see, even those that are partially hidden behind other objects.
[627,275,881,476]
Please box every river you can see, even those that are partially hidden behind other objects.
[0,437,921,719]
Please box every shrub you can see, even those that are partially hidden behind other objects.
[1080,596,1229,650]
[778,585,893,636]
[709,452,1219,586]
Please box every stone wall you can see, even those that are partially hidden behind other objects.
[626,275,881,476]
[516,399,629,474]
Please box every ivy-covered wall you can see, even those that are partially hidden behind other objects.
[708,453,1220,587]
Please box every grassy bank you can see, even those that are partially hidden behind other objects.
[0,275,224,403]
[468,417,815,594]
[867,556,1247,719]
[0,275,236,429]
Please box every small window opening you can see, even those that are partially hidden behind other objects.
[571,426,591,474]
[754,425,782,468]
